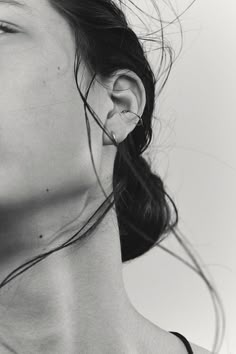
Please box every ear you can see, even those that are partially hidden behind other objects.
[102,70,146,145]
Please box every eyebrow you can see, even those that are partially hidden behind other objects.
[0,0,29,10]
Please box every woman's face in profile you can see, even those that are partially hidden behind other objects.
[0,0,106,210]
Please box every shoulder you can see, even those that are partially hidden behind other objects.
[160,329,211,354]
[166,329,211,354]
[134,315,211,354]
[190,342,211,354]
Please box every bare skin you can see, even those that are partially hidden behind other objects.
[0,1,210,353]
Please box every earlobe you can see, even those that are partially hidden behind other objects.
[103,110,143,146]
[103,111,130,146]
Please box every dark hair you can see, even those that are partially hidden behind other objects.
[0,0,225,352]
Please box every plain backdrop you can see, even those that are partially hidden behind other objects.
[122,1,236,353]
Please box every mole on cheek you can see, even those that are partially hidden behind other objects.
[39,235,43,239]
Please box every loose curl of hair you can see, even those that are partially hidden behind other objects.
[0,0,225,352]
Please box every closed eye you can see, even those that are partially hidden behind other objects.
[0,22,18,34]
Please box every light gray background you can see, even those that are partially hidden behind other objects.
[122,1,235,353]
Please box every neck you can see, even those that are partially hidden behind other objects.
[0,192,143,353]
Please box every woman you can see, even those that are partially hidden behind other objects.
[0,0,213,353]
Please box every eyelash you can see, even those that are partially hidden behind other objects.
[0,22,17,34]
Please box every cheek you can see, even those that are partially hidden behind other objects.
[0,102,100,207]
[0,52,101,206]
[0,40,73,112]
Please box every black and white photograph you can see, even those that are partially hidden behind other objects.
[0,1,234,353]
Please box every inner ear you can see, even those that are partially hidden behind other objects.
[109,71,146,118]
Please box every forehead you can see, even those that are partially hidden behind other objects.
[0,0,71,30]
[0,0,52,14]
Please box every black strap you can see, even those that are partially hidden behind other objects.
[169,331,194,354]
